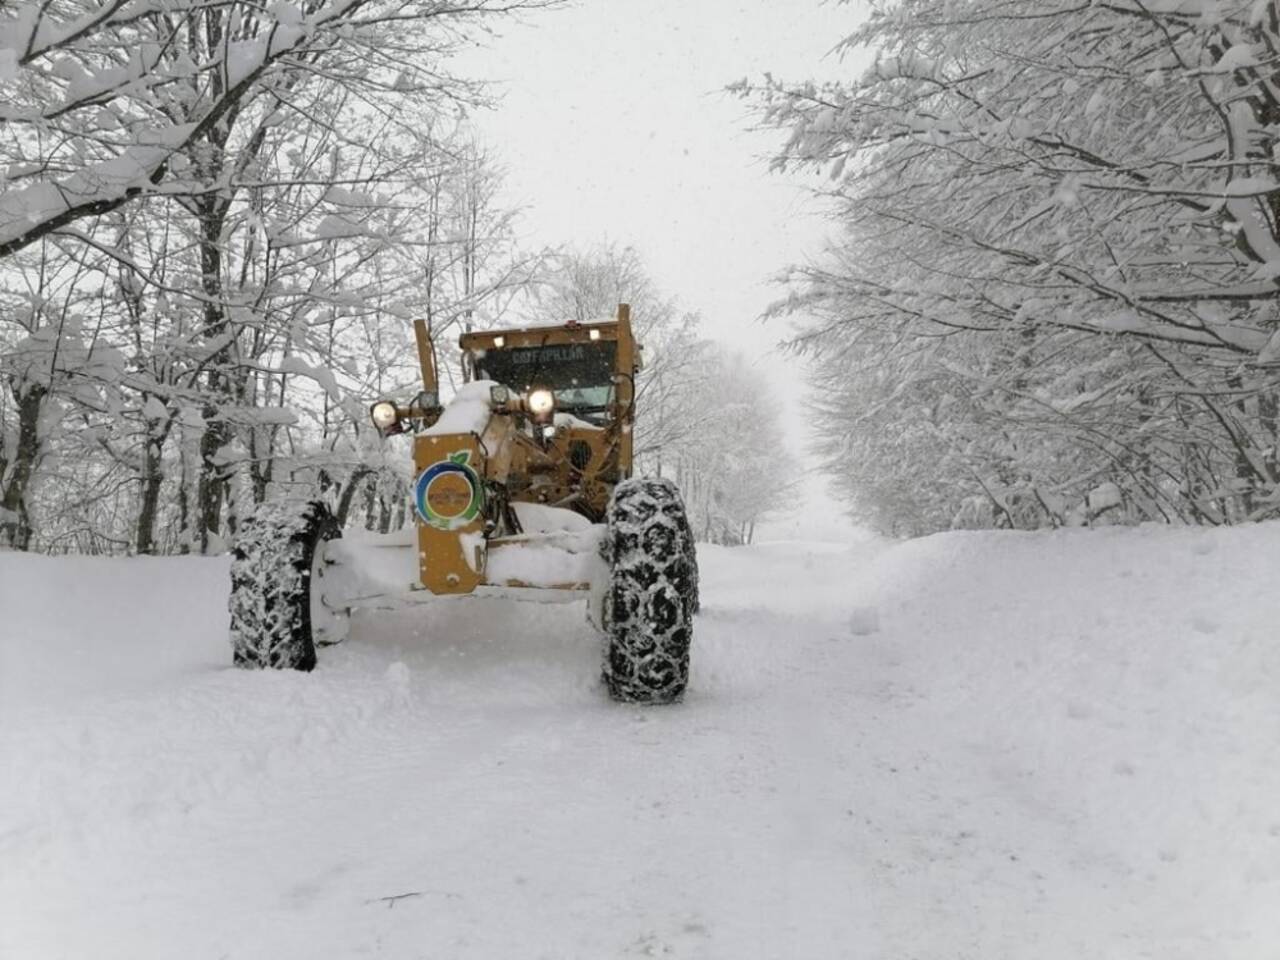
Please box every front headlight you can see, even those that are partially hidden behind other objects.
[370,400,399,432]
[527,388,555,420]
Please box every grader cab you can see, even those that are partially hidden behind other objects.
[228,304,698,704]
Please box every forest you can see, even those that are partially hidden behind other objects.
[744,0,1280,535]
[4,0,1280,551]
[0,0,784,553]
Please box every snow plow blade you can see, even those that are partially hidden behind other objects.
[321,526,603,607]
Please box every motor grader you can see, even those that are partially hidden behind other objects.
[227,304,698,703]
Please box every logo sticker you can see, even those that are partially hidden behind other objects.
[414,450,484,530]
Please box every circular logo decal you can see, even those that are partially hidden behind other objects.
[414,450,483,530]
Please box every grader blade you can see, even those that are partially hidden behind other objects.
[413,432,486,595]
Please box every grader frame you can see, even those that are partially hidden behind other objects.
[383,304,640,596]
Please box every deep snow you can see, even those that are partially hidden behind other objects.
[2,522,1279,958]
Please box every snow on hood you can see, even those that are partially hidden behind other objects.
[424,380,498,436]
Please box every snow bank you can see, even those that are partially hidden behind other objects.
[0,552,229,720]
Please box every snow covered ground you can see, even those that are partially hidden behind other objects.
[2,522,1279,959]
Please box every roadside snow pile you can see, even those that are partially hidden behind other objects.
[0,552,230,718]
[2,521,1278,959]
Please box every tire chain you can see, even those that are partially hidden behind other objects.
[601,478,697,703]
[228,500,338,671]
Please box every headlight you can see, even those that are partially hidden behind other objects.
[370,400,399,431]
[527,388,555,419]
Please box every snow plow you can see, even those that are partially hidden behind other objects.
[228,304,698,703]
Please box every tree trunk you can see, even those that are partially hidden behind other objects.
[135,410,178,555]
[364,478,378,531]
[247,415,275,507]
[0,380,48,551]
[195,191,237,552]
[1227,373,1256,517]
[1261,389,1279,494]
[136,438,164,555]
[335,468,373,527]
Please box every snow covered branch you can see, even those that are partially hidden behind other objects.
[747,0,1280,532]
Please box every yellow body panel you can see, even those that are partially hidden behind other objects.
[404,304,639,596]
[413,432,485,594]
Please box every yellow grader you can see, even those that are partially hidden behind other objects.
[228,304,698,703]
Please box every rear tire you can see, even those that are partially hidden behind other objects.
[600,478,697,703]
[229,500,343,671]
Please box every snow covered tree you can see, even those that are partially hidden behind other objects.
[745,0,1280,532]
[0,0,546,553]
[0,235,124,550]
[667,347,793,545]
[0,0,535,255]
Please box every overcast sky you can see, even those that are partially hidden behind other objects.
[452,0,866,536]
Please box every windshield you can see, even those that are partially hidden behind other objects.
[475,341,617,416]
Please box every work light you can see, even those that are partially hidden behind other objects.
[370,400,399,432]
[527,388,555,420]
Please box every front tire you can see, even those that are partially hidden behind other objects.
[600,478,697,703]
[229,500,344,671]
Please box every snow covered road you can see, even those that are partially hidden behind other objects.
[3,524,1279,959]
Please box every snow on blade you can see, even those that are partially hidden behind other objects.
[486,528,604,587]
[510,502,593,534]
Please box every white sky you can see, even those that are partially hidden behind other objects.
[451,0,867,536]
